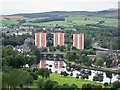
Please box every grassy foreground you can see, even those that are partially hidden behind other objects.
[48,73,102,88]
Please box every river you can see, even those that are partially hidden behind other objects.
[38,60,120,83]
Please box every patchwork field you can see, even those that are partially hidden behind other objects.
[0,15,118,27]
[0,16,27,26]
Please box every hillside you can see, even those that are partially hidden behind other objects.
[0,8,118,27]
[95,9,119,19]
[11,8,118,19]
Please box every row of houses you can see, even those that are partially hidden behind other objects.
[43,26,76,31]
[1,26,33,36]
[1,25,77,36]
[14,38,34,53]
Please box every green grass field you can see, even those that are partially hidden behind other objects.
[0,19,18,26]
[0,15,118,27]
[47,73,102,88]
[22,15,118,27]
[64,15,117,27]
[0,17,27,26]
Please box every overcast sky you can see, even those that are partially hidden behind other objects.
[0,0,119,15]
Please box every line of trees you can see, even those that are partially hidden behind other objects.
[37,79,120,90]
[2,45,36,68]
[30,17,65,23]
[2,34,29,46]
[65,51,92,67]
[2,69,33,89]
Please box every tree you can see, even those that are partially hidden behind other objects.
[44,68,50,78]
[41,47,48,52]
[24,73,33,86]
[38,68,45,78]
[76,75,79,80]
[9,69,33,88]
[49,46,56,52]
[37,78,44,89]
[3,47,28,68]
[30,72,38,80]
[111,81,120,88]
[3,35,27,46]
[95,58,104,66]
[106,72,112,84]
[2,72,11,89]
[38,68,50,78]
[92,85,103,90]
[62,71,69,77]
[106,59,112,67]
[25,56,36,66]
[85,36,92,49]
[104,82,109,87]
[52,83,61,90]
[81,75,89,80]
[111,37,118,50]
[15,54,26,68]
[70,72,73,76]
[2,65,12,73]
[69,84,78,90]
[59,45,66,52]
[66,44,71,51]
[2,45,15,58]
[43,80,58,90]
[2,69,33,89]
[33,47,41,64]
[65,52,77,61]
[80,55,91,66]
[62,83,69,89]
[82,84,92,90]
[2,58,8,66]
[5,55,16,68]
[56,45,60,49]
[71,46,77,50]
[60,71,63,76]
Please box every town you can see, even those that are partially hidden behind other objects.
[1,23,120,89]
[1,1,120,89]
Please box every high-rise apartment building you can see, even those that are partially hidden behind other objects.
[35,32,47,48]
[73,33,84,49]
[54,32,64,47]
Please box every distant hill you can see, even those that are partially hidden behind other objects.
[94,8,119,19]
[8,8,118,19]
[12,11,95,18]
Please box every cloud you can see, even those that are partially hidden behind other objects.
[0,0,119,15]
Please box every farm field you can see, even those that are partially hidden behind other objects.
[22,15,118,27]
[0,18,18,26]
[0,16,27,26]
[0,15,118,27]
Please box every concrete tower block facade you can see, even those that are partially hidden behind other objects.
[73,33,84,49]
[54,32,64,47]
[35,32,47,48]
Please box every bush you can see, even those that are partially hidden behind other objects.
[82,84,92,90]
[81,75,89,79]
[104,82,109,87]
[60,71,69,77]
[93,75,103,82]
[92,85,102,90]
[111,80,120,88]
